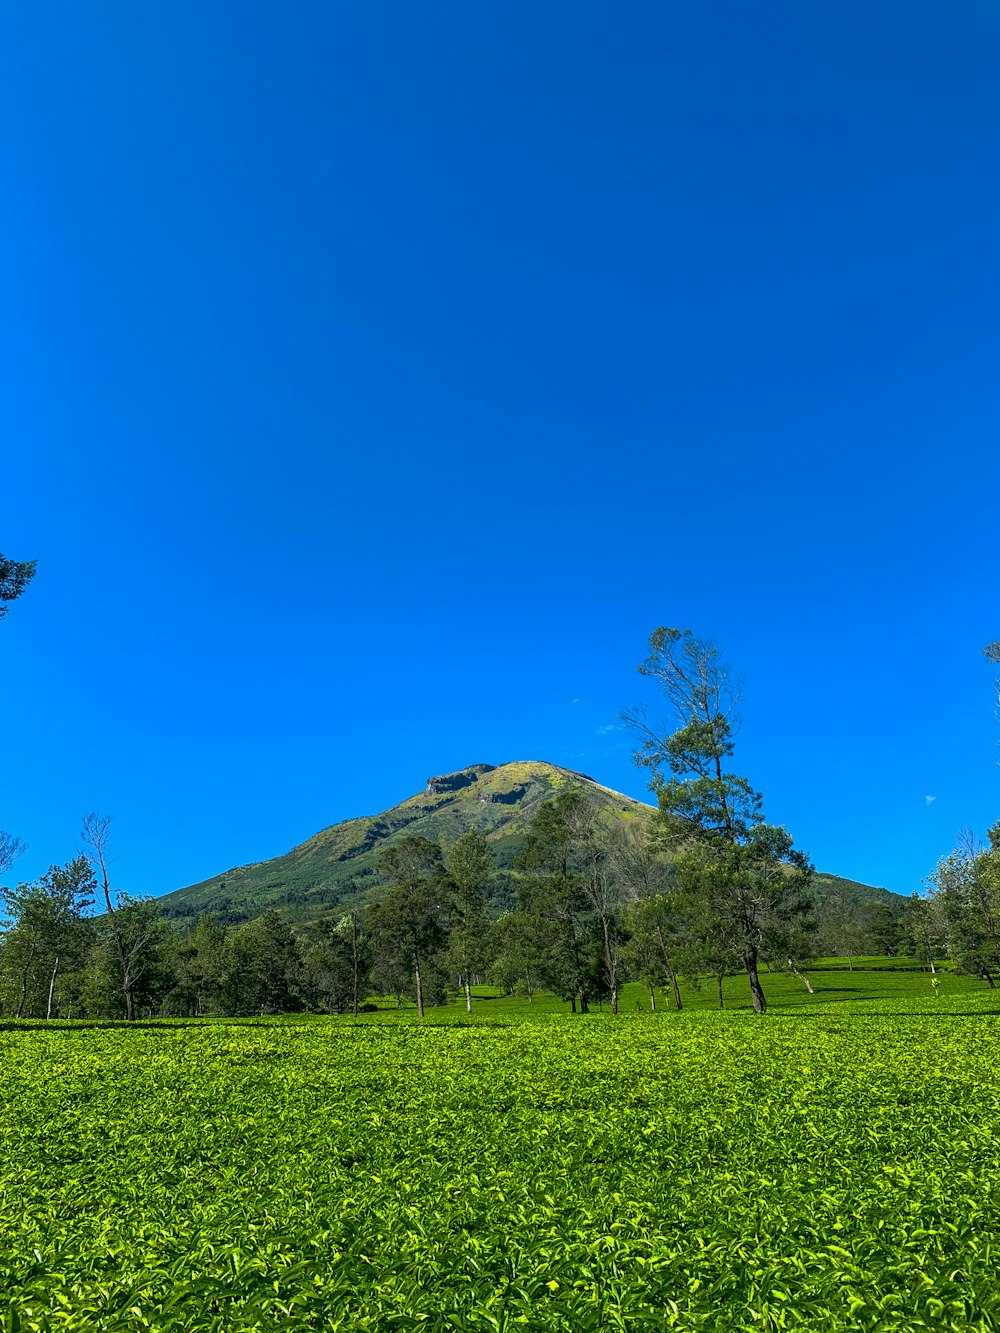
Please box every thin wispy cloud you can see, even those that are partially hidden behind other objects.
[925,795,937,806]
[596,724,620,735]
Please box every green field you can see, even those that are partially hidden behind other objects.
[3,968,999,1331]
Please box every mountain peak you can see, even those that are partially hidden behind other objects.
[155,758,894,928]
[158,759,650,924]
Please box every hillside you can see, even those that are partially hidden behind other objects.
[157,761,649,924]
[157,760,904,925]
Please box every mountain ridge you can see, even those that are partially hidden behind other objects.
[156,760,902,925]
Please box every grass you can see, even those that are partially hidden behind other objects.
[373,960,975,1018]
[2,963,998,1330]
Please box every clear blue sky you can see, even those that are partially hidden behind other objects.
[3,2,998,898]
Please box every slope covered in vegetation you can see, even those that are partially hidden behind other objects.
[158,761,901,926]
[157,762,652,923]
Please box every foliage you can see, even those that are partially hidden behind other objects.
[3,991,1000,1330]
[925,829,1000,985]
[219,909,305,1016]
[0,550,36,621]
[625,627,814,1012]
[369,837,450,1017]
[443,829,494,1011]
[0,857,95,1017]
[155,762,661,926]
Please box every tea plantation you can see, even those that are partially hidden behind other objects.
[3,972,1000,1331]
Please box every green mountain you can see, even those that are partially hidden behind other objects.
[157,760,903,925]
[158,762,645,923]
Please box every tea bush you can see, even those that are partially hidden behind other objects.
[2,985,999,1330]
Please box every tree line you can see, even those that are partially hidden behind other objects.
[2,623,997,1019]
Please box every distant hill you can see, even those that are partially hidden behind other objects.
[157,760,905,925]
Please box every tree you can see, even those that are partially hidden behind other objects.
[300,914,370,1015]
[488,910,546,1000]
[576,815,628,1015]
[81,813,169,1020]
[164,914,227,1016]
[82,896,172,1018]
[904,893,945,973]
[369,837,450,1017]
[609,818,691,1010]
[344,911,368,1018]
[514,791,606,1014]
[929,829,1000,986]
[444,829,494,1013]
[623,627,814,1013]
[0,856,96,1018]
[813,878,866,968]
[219,909,304,1015]
[0,831,27,879]
[0,552,36,621]
[855,900,903,957]
[986,641,1000,715]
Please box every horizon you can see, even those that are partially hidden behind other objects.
[4,2,1000,899]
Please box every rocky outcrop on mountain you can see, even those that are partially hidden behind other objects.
[425,764,496,795]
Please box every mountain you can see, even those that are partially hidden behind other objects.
[157,761,648,924]
[157,760,904,925]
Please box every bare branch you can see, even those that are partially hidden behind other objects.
[81,813,114,915]
[0,830,27,878]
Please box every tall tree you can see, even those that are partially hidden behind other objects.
[904,893,945,973]
[81,813,166,1020]
[370,837,450,1017]
[813,878,865,968]
[929,829,1000,987]
[623,627,813,1013]
[444,829,493,1013]
[0,552,36,622]
[576,815,627,1015]
[1,856,96,1018]
[82,896,171,1019]
[300,914,370,1015]
[514,791,605,1014]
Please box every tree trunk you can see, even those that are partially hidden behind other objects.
[667,965,683,1011]
[787,959,814,993]
[17,944,35,1018]
[716,972,724,1009]
[570,995,577,1014]
[464,973,472,1013]
[350,915,360,1018]
[600,916,618,1015]
[414,954,424,1017]
[983,968,996,989]
[847,954,853,971]
[47,955,59,1020]
[745,950,767,1013]
[929,957,936,975]
[579,992,589,1014]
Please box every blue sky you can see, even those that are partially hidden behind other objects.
[3,2,998,898]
